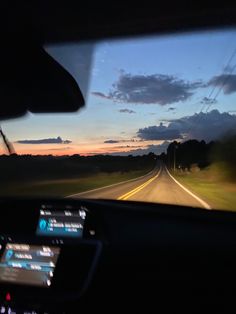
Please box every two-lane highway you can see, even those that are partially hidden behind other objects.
[69,163,211,209]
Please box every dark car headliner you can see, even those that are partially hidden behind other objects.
[2,2,236,44]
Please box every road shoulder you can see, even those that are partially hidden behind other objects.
[166,167,211,210]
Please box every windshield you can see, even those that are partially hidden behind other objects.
[1,29,236,211]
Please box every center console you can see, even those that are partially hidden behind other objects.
[0,201,102,313]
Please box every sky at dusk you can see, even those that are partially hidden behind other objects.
[1,28,236,156]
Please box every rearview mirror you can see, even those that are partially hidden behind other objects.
[0,36,85,120]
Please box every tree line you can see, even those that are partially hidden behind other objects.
[158,135,236,180]
[0,154,156,182]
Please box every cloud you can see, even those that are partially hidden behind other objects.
[114,145,143,149]
[46,147,72,151]
[104,140,119,144]
[110,141,170,156]
[208,74,236,94]
[16,136,72,144]
[92,72,203,105]
[104,139,139,144]
[119,109,136,114]
[167,110,236,142]
[137,110,236,142]
[137,123,183,140]
[200,97,217,105]
[91,91,110,99]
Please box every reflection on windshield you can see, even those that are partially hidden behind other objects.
[1,29,236,211]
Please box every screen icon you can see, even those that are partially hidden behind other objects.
[5,250,13,261]
[39,219,47,231]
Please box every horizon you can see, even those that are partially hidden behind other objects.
[0,134,231,157]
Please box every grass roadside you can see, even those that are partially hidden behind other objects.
[0,169,151,198]
[172,167,236,211]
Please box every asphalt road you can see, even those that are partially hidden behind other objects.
[69,164,211,209]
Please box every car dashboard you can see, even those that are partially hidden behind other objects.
[0,200,103,313]
[0,199,236,313]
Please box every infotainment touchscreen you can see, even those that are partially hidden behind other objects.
[36,208,86,237]
[0,244,60,287]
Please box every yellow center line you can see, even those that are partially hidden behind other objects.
[118,168,161,200]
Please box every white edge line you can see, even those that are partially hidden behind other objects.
[66,168,157,198]
[165,167,211,210]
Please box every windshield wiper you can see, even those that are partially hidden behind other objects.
[0,126,16,155]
